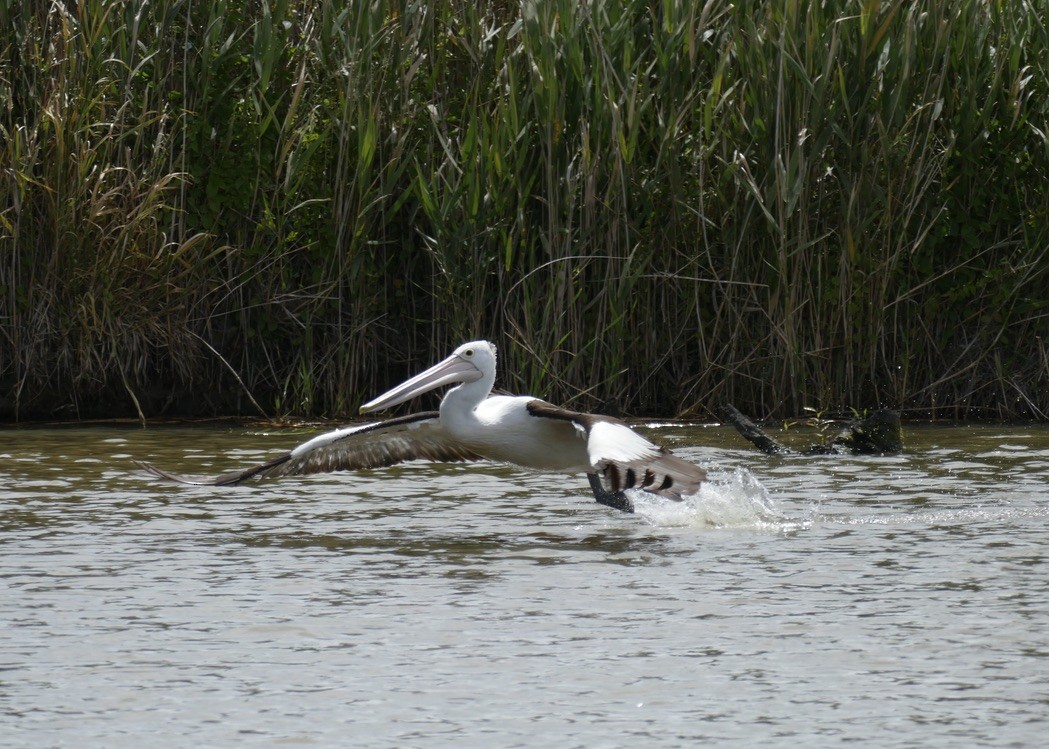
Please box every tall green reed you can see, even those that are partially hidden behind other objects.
[2,0,1046,420]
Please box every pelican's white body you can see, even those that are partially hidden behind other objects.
[443,394,590,472]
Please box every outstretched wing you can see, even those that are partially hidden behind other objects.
[525,401,706,500]
[138,412,485,486]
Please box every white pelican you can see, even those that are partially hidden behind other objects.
[139,341,707,513]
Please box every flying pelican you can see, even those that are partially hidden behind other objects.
[139,340,707,513]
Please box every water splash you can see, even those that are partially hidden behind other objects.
[630,467,802,532]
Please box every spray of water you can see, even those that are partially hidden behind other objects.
[629,468,804,532]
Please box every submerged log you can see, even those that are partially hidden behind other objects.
[721,404,902,456]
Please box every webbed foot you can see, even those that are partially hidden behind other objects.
[587,473,634,513]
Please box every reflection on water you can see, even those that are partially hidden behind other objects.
[1,422,1048,747]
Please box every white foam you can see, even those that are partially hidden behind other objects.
[630,467,802,532]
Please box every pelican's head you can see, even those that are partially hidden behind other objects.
[452,339,496,375]
[359,340,496,414]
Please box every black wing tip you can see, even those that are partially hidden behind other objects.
[135,460,212,485]
[601,456,706,502]
[135,458,283,486]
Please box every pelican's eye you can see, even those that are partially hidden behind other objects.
[463,348,474,357]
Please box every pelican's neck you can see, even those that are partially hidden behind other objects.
[439,369,495,432]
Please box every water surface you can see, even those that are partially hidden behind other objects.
[2,423,1047,747]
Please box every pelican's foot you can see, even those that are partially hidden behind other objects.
[587,473,635,513]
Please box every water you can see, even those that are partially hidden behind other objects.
[2,422,1048,747]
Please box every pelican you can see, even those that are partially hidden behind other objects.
[139,341,707,513]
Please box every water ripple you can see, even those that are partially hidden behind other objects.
[1,423,1048,748]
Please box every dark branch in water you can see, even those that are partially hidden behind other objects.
[721,404,902,456]
[720,404,789,455]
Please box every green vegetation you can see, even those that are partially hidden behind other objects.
[2,0,1046,421]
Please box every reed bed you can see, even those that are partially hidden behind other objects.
[2,0,1046,421]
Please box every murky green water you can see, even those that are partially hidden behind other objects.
[2,422,1047,747]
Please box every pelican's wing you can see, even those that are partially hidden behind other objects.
[526,401,706,500]
[138,412,485,486]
